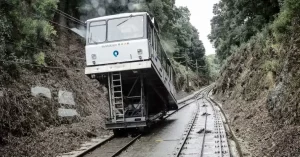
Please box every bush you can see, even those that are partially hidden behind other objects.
[262,60,279,73]
[1,0,58,61]
[34,52,46,65]
[272,0,300,41]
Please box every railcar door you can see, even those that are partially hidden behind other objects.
[85,15,149,66]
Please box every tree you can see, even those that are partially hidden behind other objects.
[0,0,58,64]
[209,0,280,61]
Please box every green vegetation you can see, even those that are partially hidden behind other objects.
[206,54,220,81]
[209,0,280,61]
[0,0,58,62]
[272,0,300,41]
[0,0,209,86]
[80,0,207,77]
[210,0,300,64]
[211,1,300,155]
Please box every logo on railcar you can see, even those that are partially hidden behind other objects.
[113,50,119,57]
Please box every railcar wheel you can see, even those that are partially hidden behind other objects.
[138,126,150,134]
[113,129,126,136]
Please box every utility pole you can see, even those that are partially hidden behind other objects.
[185,50,189,92]
[196,60,198,76]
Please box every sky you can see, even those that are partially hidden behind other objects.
[176,0,220,55]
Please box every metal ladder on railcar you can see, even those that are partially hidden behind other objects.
[110,72,125,122]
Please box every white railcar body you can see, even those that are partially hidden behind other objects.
[85,39,149,66]
[85,12,178,131]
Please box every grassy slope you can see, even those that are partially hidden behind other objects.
[213,17,300,157]
[0,31,110,157]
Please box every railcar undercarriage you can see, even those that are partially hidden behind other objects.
[92,68,177,133]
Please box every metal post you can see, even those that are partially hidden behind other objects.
[196,60,198,76]
[108,73,113,120]
[140,73,144,117]
[185,52,189,92]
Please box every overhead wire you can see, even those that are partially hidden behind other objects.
[31,13,75,31]
[4,11,86,71]
[47,19,74,30]
[51,8,85,26]
[5,41,85,61]
[0,59,83,71]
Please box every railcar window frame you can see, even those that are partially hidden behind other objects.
[147,19,153,46]
[146,14,176,84]
[155,33,161,60]
[88,20,107,44]
[172,68,176,85]
[87,15,146,45]
[107,15,145,42]
[161,50,167,70]
[166,61,170,77]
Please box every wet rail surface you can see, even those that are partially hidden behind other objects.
[173,86,230,157]
[119,86,230,157]
[80,103,197,157]
[174,99,230,157]
[120,102,197,157]
[83,134,141,157]
[80,85,219,157]
[173,89,230,157]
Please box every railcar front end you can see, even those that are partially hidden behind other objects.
[84,12,178,133]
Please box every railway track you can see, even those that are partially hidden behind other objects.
[174,86,230,157]
[77,86,212,157]
[80,134,141,157]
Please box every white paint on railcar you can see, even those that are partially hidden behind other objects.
[85,60,151,74]
[85,39,149,66]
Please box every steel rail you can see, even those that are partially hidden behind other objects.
[173,85,214,157]
[174,85,214,157]
[208,97,243,157]
[198,87,213,157]
[79,85,213,157]
[164,85,212,119]
[79,135,142,157]
[206,97,224,157]
[177,84,214,105]
[109,86,213,157]
[199,99,209,157]
[206,87,227,157]
[175,96,201,157]
[111,134,142,157]
[77,135,115,157]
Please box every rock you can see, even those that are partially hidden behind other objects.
[197,128,205,134]
[86,131,97,138]
[31,86,52,99]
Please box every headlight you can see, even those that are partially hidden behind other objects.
[137,49,143,55]
[91,54,97,60]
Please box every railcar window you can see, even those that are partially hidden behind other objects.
[147,23,153,45]
[161,52,167,69]
[108,16,144,41]
[156,34,161,60]
[169,66,172,78]
[166,63,170,77]
[152,29,155,50]
[89,21,106,43]
[172,69,176,85]
[153,33,157,56]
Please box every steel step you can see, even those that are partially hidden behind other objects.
[113,85,122,87]
[114,102,123,105]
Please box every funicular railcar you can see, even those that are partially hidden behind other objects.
[84,12,178,134]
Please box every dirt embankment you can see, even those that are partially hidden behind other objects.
[213,28,300,156]
[0,31,110,157]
